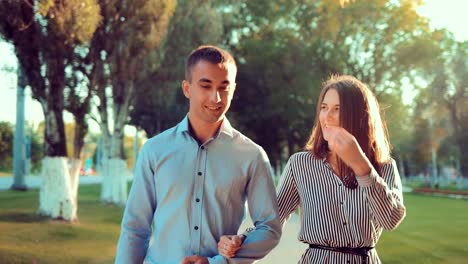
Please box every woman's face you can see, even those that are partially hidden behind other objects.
[319,88,340,141]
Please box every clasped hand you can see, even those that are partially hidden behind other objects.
[180,234,244,262]
[217,234,244,259]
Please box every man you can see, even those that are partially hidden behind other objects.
[115,45,281,264]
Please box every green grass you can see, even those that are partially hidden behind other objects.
[0,171,12,176]
[377,194,468,263]
[0,185,123,264]
[0,187,467,264]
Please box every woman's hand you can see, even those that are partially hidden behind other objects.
[217,235,244,258]
[324,125,372,176]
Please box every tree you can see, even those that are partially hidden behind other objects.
[0,121,14,171]
[212,0,434,172]
[228,31,319,170]
[408,87,449,179]
[427,31,468,177]
[28,123,44,174]
[83,0,176,205]
[0,0,101,221]
[129,0,224,137]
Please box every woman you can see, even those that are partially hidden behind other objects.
[218,75,406,263]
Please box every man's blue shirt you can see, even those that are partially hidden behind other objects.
[115,116,281,264]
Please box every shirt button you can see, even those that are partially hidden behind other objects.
[343,222,347,226]
[198,172,202,176]
[340,201,344,205]
[196,198,200,202]
[201,146,205,150]
[194,226,199,230]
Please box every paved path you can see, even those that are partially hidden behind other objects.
[1,175,306,263]
[0,175,106,191]
[239,214,306,263]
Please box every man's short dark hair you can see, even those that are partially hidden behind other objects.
[185,45,237,82]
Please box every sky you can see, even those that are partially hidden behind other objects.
[0,0,467,130]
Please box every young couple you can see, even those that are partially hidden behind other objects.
[115,45,406,264]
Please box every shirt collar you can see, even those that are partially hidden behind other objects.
[177,114,234,139]
[177,114,191,134]
[321,156,328,163]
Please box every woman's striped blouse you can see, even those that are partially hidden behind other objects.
[277,151,406,264]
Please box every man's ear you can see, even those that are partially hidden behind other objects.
[182,80,190,98]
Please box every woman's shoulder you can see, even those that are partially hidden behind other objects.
[288,151,323,165]
[379,157,398,173]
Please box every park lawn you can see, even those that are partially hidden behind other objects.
[0,186,467,264]
[0,184,123,264]
[377,194,468,264]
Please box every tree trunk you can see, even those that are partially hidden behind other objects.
[100,134,111,202]
[44,108,67,157]
[70,114,88,206]
[69,158,82,207]
[38,100,77,221]
[101,132,128,205]
[39,157,76,221]
[99,83,132,205]
[12,84,27,190]
[448,101,468,178]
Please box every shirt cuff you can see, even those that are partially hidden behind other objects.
[356,168,378,187]
[208,255,228,264]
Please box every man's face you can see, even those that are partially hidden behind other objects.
[182,60,237,126]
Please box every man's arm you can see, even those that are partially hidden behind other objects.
[115,143,157,264]
[229,149,282,263]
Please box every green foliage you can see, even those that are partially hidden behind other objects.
[378,88,412,165]
[128,0,443,170]
[29,126,44,173]
[0,122,13,171]
[0,121,44,173]
[215,0,434,169]
[38,0,101,44]
[0,0,102,157]
[2,0,464,177]
[407,89,435,174]
[423,32,468,176]
[129,0,224,136]
[229,29,320,166]
[126,0,176,56]
[103,0,176,81]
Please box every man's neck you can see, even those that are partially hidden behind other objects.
[187,114,223,144]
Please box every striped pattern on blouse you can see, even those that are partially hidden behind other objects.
[277,151,406,264]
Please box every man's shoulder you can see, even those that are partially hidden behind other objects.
[223,128,271,163]
[142,125,180,151]
[230,128,264,151]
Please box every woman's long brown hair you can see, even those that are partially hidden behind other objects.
[305,75,391,187]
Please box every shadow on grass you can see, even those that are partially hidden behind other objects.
[0,212,49,223]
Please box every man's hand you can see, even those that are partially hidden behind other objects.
[217,234,245,258]
[325,125,372,176]
[180,255,209,264]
